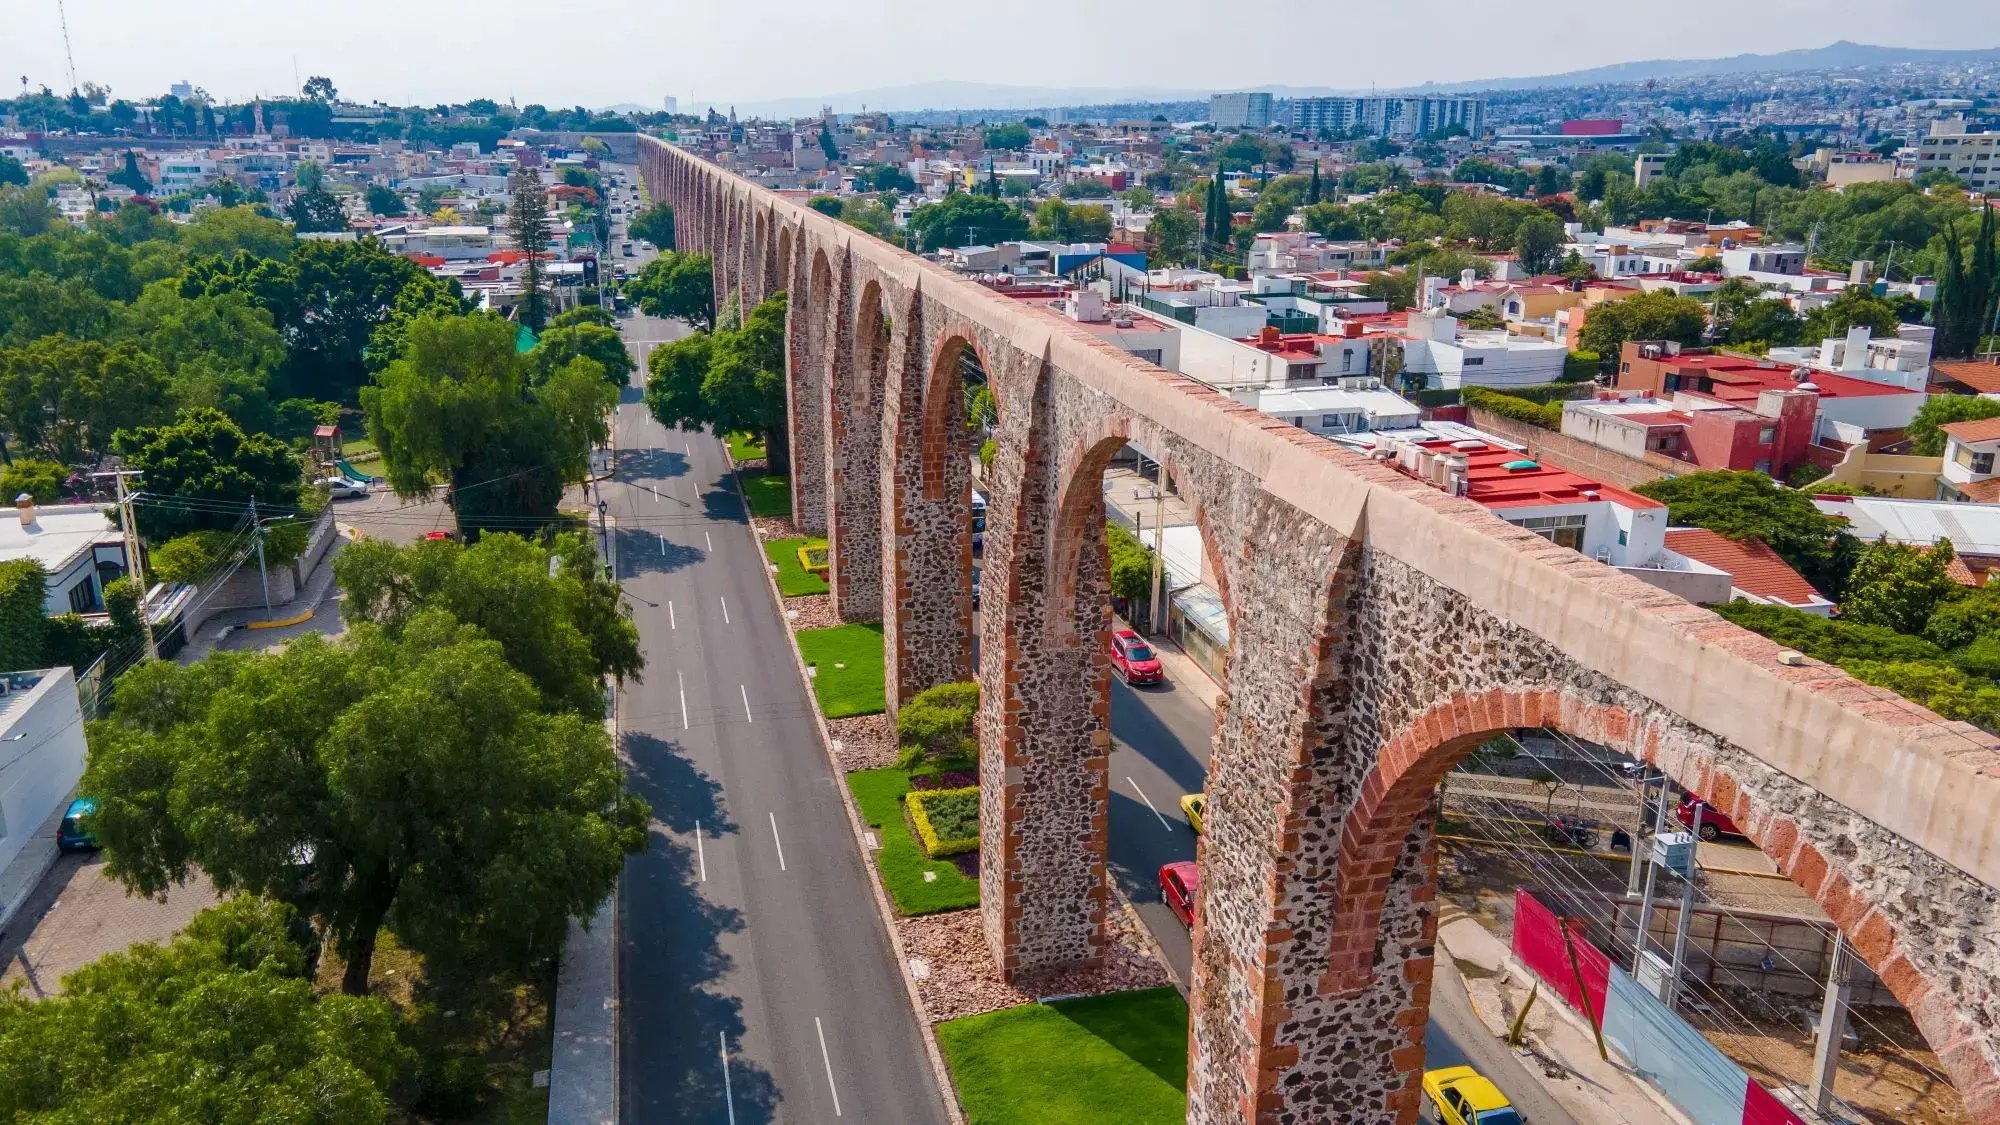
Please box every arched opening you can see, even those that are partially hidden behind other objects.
[911,333,995,685]
[1325,690,1983,1123]
[824,276,889,622]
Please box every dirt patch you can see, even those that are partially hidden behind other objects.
[750,515,797,540]
[783,594,841,631]
[898,894,1170,1024]
[828,713,898,772]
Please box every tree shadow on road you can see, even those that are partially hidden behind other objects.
[700,484,746,524]
[617,732,780,1122]
[614,446,689,482]
[615,525,706,578]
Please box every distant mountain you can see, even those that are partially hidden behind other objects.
[596,102,660,115]
[1398,41,2000,94]
[703,41,2000,121]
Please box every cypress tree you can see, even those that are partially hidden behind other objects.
[1937,222,1972,359]
[1973,205,1996,354]
[1308,160,1321,204]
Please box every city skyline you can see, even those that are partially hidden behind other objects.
[4,0,2000,112]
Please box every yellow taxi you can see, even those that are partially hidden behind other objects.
[1179,792,1206,835]
[1421,1066,1521,1125]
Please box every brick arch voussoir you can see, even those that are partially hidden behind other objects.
[1323,687,2000,1111]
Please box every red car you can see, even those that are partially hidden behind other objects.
[1110,629,1164,685]
[1676,794,1740,841]
[1159,861,1200,929]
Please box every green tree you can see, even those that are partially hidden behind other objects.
[0,336,172,461]
[645,292,790,471]
[895,681,980,771]
[623,250,714,330]
[550,305,617,330]
[109,151,153,194]
[0,458,65,503]
[287,162,347,233]
[507,165,552,332]
[180,205,295,260]
[112,407,303,541]
[1577,290,1708,360]
[532,322,634,385]
[0,155,26,187]
[907,193,1026,251]
[125,281,288,430]
[1514,210,1565,276]
[1147,207,1199,267]
[818,121,840,163]
[627,202,677,250]
[1105,522,1157,605]
[1924,590,2000,650]
[1632,470,1859,597]
[0,183,59,236]
[0,895,405,1120]
[363,183,406,217]
[1909,394,2000,457]
[1728,298,1803,346]
[983,123,1031,151]
[0,560,47,672]
[82,618,648,995]
[807,195,843,218]
[1800,286,1900,343]
[1840,540,1960,636]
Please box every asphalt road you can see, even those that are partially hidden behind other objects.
[1102,676,1581,1125]
[610,312,944,1124]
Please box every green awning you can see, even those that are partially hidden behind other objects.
[515,322,539,353]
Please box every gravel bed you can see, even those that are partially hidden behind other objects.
[751,515,797,540]
[827,714,899,771]
[895,891,1171,1024]
[783,594,841,631]
[734,457,769,472]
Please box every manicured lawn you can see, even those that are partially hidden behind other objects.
[937,988,1189,1125]
[765,536,830,597]
[796,622,885,717]
[740,472,791,519]
[847,767,980,915]
[727,431,767,462]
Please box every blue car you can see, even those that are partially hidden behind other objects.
[57,798,98,852]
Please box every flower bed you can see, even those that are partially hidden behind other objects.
[909,768,979,791]
[906,786,979,858]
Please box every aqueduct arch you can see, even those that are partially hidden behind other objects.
[637,137,2000,1123]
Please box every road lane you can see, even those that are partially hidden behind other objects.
[613,314,943,1124]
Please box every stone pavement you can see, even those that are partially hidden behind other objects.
[0,849,220,998]
[177,531,349,663]
[1437,908,1690,1125]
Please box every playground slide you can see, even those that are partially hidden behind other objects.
[335,459,377,485]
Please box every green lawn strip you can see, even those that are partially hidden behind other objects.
[937,988,1189,1125]
[727,431,767,461]
[795,623,886,717]
[846,767,980,915]
[765,536,830,596]
[740,472,791,518]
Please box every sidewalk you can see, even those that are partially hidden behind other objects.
[1143,634,1222,713]
[1438,908,1690,1125]
[176,532,349,662]
[0,801,67,940]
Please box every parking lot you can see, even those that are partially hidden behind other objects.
[0,851,219,998]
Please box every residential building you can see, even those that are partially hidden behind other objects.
[0,668,89,886]
[1244,380,1421,439]
[1763,324,1934,392]
[1399,312,1568,390]
[1633,153,1670,188]
[1660,528,1835,614]
[1560,389,1819,478]
[1915,116,2000,192]
[1813,494,2000,586]
[1209,92,1274,130]
[0,500,129,617]
[1720,245,1808,278]
[1612,341,1926,447]
[1937,417,2000,503]
[1290,96,1485,139]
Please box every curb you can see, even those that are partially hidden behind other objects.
[724,443,968,1125]
[247,606,315,630]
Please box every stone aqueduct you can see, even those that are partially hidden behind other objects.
[637,137,2000,1122]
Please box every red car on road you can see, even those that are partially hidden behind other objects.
[1159,861,1200,929]
[1676,794,1740,841]
[1110,629,1164,685]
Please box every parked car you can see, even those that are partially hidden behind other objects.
[1422,1066,1521,1125]
[1180,792,1206,835]
[1158,861,1199,929]
[1110,629,1163,685]
[58,797,99,852]
[321,475,369,500]
[1676,793,1740,841]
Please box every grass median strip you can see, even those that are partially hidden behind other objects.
[765,536,830,596]
[847,767,979,915]
[796,622,886,717]
[936,988,1188,1124]
[740,472,791,519]
[727,431,767,462]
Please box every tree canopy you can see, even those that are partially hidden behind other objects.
[907,193,1026,252]
[1577,290,1708,360]
[1909,395,2000,457]
[623,251,714,330]
[1632,470,1858,597]
[627,202,677,250]
[112,407,303,542]
[645,291,789,471]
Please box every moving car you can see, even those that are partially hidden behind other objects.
[1676,793,1740,841]
[58,798,98,852]
[1180,792,1206,835]
[1158,861,1199,928]
[1422,1066,1521,1125]
[1110,629,1163,685]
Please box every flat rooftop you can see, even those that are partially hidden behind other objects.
[0,504,121,574]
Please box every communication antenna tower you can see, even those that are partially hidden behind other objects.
[55,0,79,95]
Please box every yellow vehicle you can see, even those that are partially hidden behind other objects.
[1179,792,1206,835]
[1422,1066,1521,1125]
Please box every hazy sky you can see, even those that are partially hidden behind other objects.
[4,0,1998,111]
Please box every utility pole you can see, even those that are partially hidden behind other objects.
[249,498,271,614]
[1809,932,1853,1114]
[1625,772,1653,899]
[1665,802,1703,1009]
[99,470,156,661]
[1631,781,1673,962]
[1148,455,1166,634]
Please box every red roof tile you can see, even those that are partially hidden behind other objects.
[1934,360,2000,394]
[1940,417,2000,443]
[1663,528,1827,607]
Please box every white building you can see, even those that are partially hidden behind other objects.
[154,153,219,193]
[1937,416,2000,504]
[0,500,128,617]
[1399,313,1568,390]
[1244,380,1421,438]
[1291,96,1484,139]
[0,668,89,891]
[1209,92,1274,130]
[1763,324,1934,392]
[1916,117,2000,192]
[1633,153,1670,188]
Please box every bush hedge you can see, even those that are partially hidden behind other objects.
[907,786,980,858]
[1462,386,1564,430]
